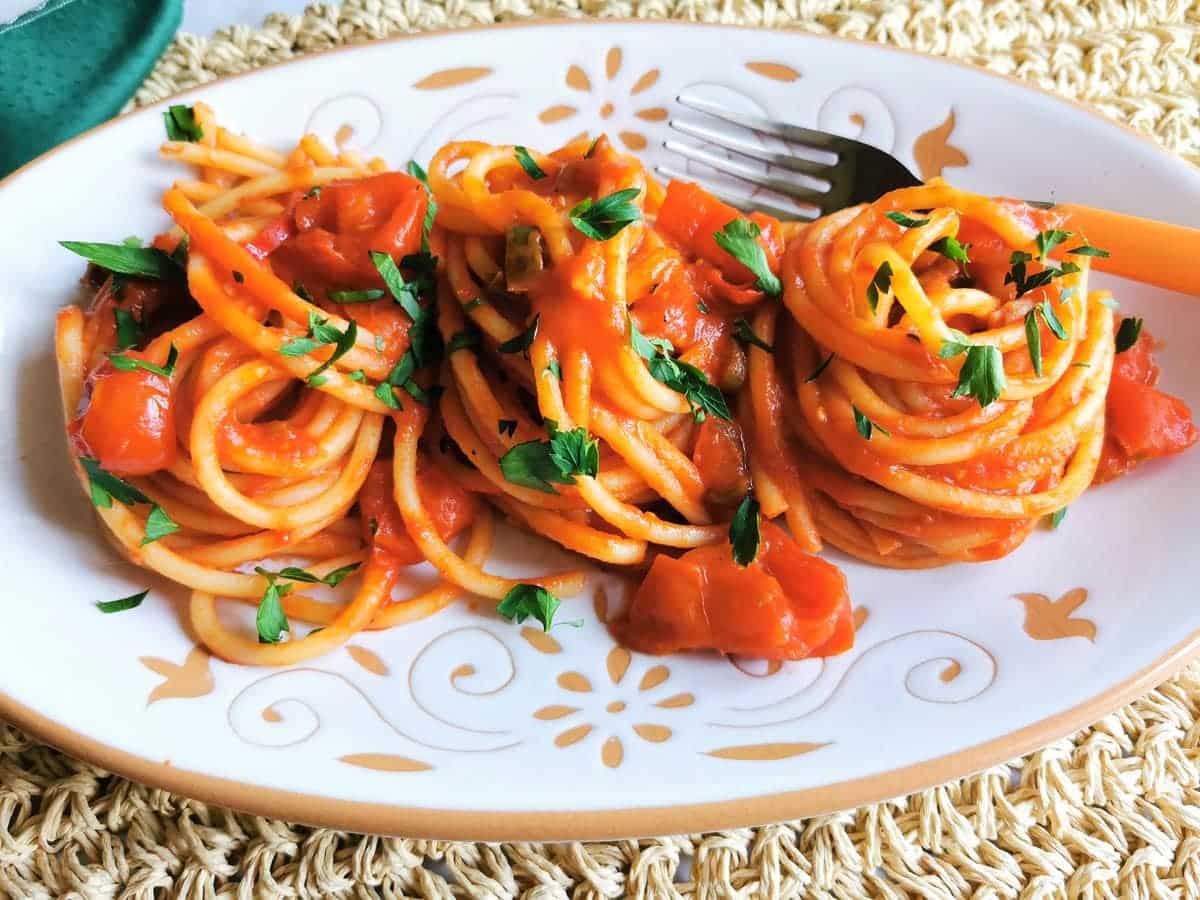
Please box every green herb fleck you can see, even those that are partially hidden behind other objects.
[97,589,149,614]
[1115,316,1144,354]
[140,505,180,546]
[729,494,761,567]
[163,105,202,142]
[499,420,599,494]
[497,584,579,631]
[498,315,539,355]
[109,343,178,379]
[713,218,782,297]
[885,211,930,228]
[515,146,547,180]
[806,352,835,383]
[732,317,773,353]
[866,260,893,314]
[570,188,642,241]
[852,405,890,440]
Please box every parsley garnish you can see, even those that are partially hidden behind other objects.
[546,360,563,379]
[628,318,730,423]
[713,218,782,297]
[463,297,483,312]
[498,419,518,437]
[170,236,189,268]
[1067,244,1109,258]
[1034,229,1072,260]
[865,261,893,314]
[629,315,674,359]
[1006,250,1079,298]
[60,242,179,279]
[732,317,773,353]
[1115,317,1144,354]
[375,383,402,410]
[79,457,178,544]
[499,420,599,494]
[852,405,890,440]
[254,572,291,644]
[97,590,149,614]
[109,343,178,378]
[328,288,385,303]
[697,301,711,314]
[252,564,362,644]
[304,186,322,199]
[163,105,203,142]
[885,211,930,228]
[570,188,641,241]
[929,236,970,265]
[80,457,150,508]
[256,563,361,588]
[497,584,580,631]
[1047,507,1067,530]
[279,310,357,385]
[140,505,181,546]
[498,315,539,355]
[806,352,835,383]
[1023,301,1067,377]
[515,146,547,180]
[369,251,439,366]
[402,379,441,406]
[369,251,423,321]
[113,309,143,351]
[407,160,438,252]
[445,329,480,355]
[348,369,366,381]
[729,494,761,567]
[940,332,1006,407]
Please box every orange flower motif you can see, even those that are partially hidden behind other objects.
[538,48,668,152]
[533,646,693,768]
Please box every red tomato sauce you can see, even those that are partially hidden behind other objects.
[358,458,479,568]
[1096,326,1198,482]
[614,521,853,660]
[248,171,427,292]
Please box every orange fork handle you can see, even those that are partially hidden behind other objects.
[1059,203,1200,297]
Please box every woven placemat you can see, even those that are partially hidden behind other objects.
[4,2,1200,897]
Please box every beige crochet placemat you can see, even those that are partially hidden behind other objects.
[4,2,1200,897]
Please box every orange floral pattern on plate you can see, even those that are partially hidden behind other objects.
[538,47,667,151]
[534,646,693,768]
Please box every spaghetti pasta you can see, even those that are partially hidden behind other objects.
[55,104,1196,665]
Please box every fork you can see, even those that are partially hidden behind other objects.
[660,95,1200,297]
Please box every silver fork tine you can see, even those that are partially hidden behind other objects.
[676,94,847,154]
[662,140,829,205]
[668,118,835,181]
[654,163,816,221]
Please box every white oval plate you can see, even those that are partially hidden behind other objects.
[2,21,1199,842]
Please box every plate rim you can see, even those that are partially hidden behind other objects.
[3,18,1198,841]
[5,631,1197,840]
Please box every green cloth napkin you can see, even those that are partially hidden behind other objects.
[0,0,181,177]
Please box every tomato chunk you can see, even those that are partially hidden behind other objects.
[615,521,853,660]
[70,359,177,476]
[1096,326,1198,483]
[691,417,750,509]
[657,181,783,287]
[358,458,479,566]
[249,172,427,291]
